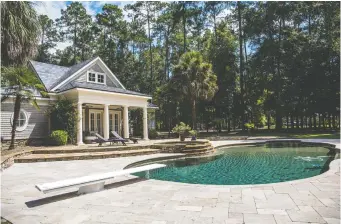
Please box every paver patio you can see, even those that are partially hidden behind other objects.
[1,139,340,224]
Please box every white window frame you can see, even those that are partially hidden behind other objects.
[10,109,29,132]
[109,111,121,134]
[87,71,106,85]
[89,109,103,135]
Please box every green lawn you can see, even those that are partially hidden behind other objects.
[289,133,340,139]
[196,130,340,139]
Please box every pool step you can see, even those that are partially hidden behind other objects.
[14,148,160,163]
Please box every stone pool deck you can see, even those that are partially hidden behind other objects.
[1,139,340,224]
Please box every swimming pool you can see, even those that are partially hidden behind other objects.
[132,142,339,185]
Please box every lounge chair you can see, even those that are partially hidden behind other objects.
[94,133,126,146]
[111,131,138,144]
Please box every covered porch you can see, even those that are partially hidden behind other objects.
[79,103,152,144]
[60,88,153,145]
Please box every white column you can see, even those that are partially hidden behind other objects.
[103,104,109,139]
[77,102,84,145]
[143,107,149,140]
[123,106,129,138]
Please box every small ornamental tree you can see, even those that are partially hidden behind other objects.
[46,97,78,144]
[172,122,192,141]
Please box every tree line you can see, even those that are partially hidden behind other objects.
[2,1,340,135]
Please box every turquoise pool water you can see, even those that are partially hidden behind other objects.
[133,142,338,185]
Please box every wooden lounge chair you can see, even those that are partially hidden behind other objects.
[94,133,126,146]
[111,131,138,144]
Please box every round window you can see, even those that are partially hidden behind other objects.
[11,109,28,131]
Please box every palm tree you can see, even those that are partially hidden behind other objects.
[172,51,218,130]
[1,1,41,66]
[1,66,47,149]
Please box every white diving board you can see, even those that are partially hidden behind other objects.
[36,163,166,194]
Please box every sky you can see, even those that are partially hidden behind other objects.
[34,1,133,53]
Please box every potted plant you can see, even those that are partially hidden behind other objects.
[172,122,191,141]
[244,123,255,136]
[189,130,197,141]
[83,131,97,144]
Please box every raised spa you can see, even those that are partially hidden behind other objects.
[132,142,339,185]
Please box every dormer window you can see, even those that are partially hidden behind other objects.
[87,71,105,84]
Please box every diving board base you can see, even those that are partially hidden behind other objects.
[78,182,105,194]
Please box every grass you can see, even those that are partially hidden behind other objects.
[196,129,340,139]
[289,133,340,139]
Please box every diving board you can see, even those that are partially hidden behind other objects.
[36,163,166,194]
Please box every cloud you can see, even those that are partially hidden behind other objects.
[34,1,67,20]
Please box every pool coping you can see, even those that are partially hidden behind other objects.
[124,139,340,188]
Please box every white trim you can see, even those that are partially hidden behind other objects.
[10,109,29,132]
[97,57,126,90]
[109,111,121,134]
[89,109,103,134]
[52,57,99,91]
[58,88,151,100]
[87,71,106,85]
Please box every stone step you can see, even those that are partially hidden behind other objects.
[185,148,216,155]
[184,144,212,149]
[182,146,214,153]
[32,145,150,154]
[14,148,160,163]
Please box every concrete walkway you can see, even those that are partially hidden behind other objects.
[1,139,340,224]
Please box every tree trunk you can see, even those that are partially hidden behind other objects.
[332,114,336,129]
[182,2,186,53]
[296,116,299,129]
[291,114,294,129]
[318,113,321,129]
[191,99,197,130]
[73,22,77,65]
[313,114,317,129]
[300,116,304,129]
[228,116,231,132]
[267,113,271,130]
[9,95,21,150]
[322,114,326,129]
[275,17,283,131]
[309,116,312,129]
[237,1,245,131]
[147,9,153,93]
[286,115,289,130]
[165,29,170,81]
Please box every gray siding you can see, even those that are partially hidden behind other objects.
[75,64,118,87]
[1,103,49,140]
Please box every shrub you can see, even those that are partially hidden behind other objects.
[172,122,192,136]
[148,129,159,139]
[50,130,68,145]
[46,97,78,144]
[244,122,255,130]
[189,130,197,136]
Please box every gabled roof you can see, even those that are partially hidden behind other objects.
[57,81,150,97]
[49,57,96,90]
[29,57,125,92]
[29,61,69,90]
[29,57,150,98]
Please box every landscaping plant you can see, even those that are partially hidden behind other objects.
[172,122,192,141]
[46,97,78,144]
[49,130,68,146]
